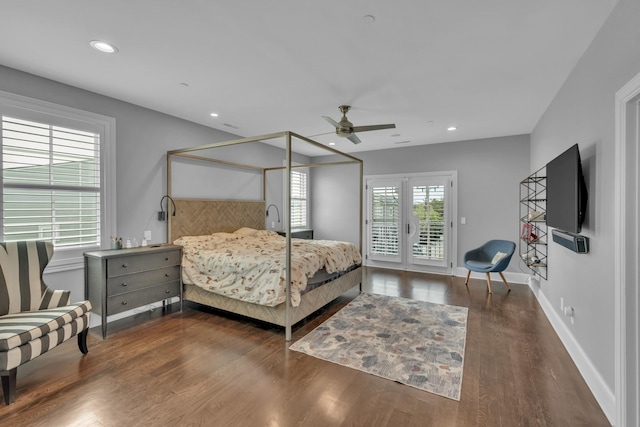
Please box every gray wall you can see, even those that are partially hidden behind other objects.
[529,0,640,419]
[310,162,362,246]
[312,134,530,273]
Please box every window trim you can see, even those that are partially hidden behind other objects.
[0,90,116,272]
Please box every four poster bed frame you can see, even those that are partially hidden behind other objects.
[166,131,363,341]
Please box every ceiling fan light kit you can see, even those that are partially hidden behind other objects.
[322,105,396,144]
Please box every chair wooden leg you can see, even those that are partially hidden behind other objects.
[498,272,511,292]
[485,273,493,294]
[77,329,89,355]
[465,270,471,286]
[1,368,17,405]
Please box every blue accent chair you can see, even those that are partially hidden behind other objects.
[463,240,516,293]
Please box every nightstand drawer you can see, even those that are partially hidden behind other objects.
[107,281,181,316]
[106,265,180,296]
[107,250,180,277]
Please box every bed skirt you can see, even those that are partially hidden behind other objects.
[183,266,362,328]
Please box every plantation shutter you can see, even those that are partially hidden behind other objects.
[290,169,307,227]
[1,115,101,247]
[410,183,446,263]
[369,183,401,259]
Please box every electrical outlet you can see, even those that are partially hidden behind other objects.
[564,306,575,324]
[144,230,151,241]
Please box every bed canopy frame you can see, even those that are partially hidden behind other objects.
[166,131,363,340]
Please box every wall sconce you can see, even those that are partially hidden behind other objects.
[158,195,176,221]
[266,204,281,223]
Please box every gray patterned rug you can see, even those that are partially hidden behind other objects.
[289,292,468,400]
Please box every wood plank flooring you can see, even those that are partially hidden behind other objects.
[0,267,610,426]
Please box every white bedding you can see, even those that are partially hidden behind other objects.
[175,228,361,307]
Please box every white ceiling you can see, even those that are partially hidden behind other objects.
[0,1,617,154]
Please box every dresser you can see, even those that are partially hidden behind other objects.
[84,245,182,338]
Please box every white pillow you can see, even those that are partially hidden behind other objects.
[491,251,508,264]
[234,227,258,236]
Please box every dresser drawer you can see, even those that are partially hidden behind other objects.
[107,250,181,277]
[106,265,180,296]
[107,281,181,316]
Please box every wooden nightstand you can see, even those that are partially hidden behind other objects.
[276,228,313,239]
[84,244,182,338]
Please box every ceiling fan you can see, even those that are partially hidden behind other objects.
[322,105,396,144]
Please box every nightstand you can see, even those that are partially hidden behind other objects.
[84,244,182,338]
[276,228,313,239]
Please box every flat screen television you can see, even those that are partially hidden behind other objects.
[546,144,588,234]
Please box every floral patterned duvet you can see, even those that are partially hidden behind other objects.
[175,228,362,307]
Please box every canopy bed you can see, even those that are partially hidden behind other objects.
[166,131,363,340]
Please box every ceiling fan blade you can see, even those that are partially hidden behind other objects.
[351,123,396,133]
[347,133,362,144]
[322,116,340,129]
[308,131,335,138]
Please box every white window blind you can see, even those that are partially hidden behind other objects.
[1,116,101,247]
[370,185,400,256]
[290,169,307,228]
[411,184,445,261]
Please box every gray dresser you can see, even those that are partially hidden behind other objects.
[84,244,182,338]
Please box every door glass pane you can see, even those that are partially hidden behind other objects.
[370,185,400,257]
[411,184,446,262]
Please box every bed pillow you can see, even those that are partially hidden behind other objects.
[211,232,237,239]
[491,251,508,264]
[234,227,259,236]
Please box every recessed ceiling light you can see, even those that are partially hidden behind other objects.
[210,113,219,117]
[447,126,457,131]
[329,142,336,146]
[89,40,118,54]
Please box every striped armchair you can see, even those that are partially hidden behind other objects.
[0,241,92,405]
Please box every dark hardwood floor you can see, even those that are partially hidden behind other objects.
[0,267,610,426]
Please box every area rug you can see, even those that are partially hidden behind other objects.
[289,292,468,400]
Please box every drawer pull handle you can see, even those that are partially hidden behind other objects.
[165,273,170,277]
[122,263,128,268]
[121,301,127,305]
[165,257,169,261]
[165,290,171,294]
[121,282,128,287]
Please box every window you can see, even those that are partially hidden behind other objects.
[0,91,115,270]
[290,169,308,228]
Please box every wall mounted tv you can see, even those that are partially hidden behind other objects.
[546,144,588,234]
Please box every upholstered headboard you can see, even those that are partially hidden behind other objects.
[169,198,265,243]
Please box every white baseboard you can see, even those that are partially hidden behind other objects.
[88,296,180,329]
[527,279,615,425]
[454,267,614,423]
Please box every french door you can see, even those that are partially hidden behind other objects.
[365,172,455,274]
